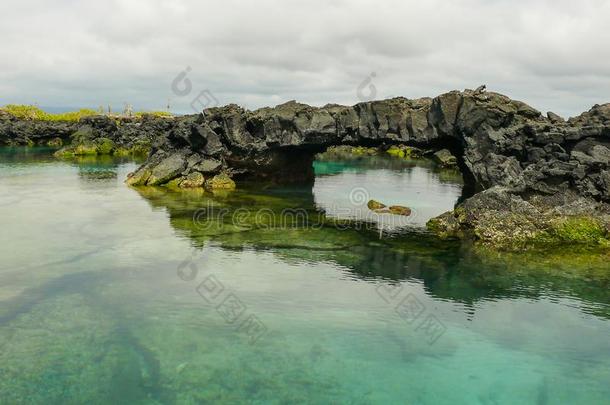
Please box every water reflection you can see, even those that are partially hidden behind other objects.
[313,155,463,227]
[2,148,610,404]
[133,179,610,320]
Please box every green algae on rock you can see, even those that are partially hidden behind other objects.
[388,205,412,216]
[46,137,63,147]
[427,187,610,250]
[367,200,386,210]
[205,173,236,190]
[386,145,422,159]
[180,172,205,188]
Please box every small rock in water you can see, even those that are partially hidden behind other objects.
[433,149,458,167]
[367,200,386,210]
[388,205,412,216]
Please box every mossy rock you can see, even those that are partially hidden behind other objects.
[547,216,608,245]
[386,145,403,156]
[351,146,378,155]
[165,176,185,188]
[125,169,152,186]
[73,144,99,156]
[367,200,386,210]
[112,142,151,157]
[386,145,422,159]
[388,205,412,216]
[205,173,236,190]
[180,172,205,188]
[112,147,131,157]
[95,138,115,155]
[433,149,458,167]
[46,137,63,147]
[428,207,610,250]
[130,142,152,156]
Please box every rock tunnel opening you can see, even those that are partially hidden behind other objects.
[229,137,474,227]
[230,136,477,211]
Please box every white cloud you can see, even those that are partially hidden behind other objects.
[0,0,609,117]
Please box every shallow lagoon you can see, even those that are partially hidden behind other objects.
[0,148,609,404]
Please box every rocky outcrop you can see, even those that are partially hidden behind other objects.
[126,90,607,201]
[129,88,608,248]
[0,113,171,157]
[2,88,609,248]
[0,110,77,145]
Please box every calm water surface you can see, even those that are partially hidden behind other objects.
[0,148,609,404]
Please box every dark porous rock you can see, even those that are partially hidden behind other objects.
[5,88,610,249]
[547,111,565,123]
[427,187,610,250]
[0,117,77,146]
[0,112,171,156]
[126,151,188,186]
[146,153,187,186]
[192,158,223,174]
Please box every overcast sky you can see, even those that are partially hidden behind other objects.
[1,0,608,117]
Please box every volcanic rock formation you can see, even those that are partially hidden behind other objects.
[2,88,609,248]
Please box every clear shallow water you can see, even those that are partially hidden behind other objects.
[313,154,464,228]
[1,148,609,404]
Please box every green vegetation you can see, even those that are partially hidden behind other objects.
[427,208,610,251]
[349,146,378,155]
[55,138,151,159]
[1,104,174,122]
[386,144,422,158]
[133,111,173,118]
[547,216,608,245]
[0,105,98,122]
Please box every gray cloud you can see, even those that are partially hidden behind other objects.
[0,0,609,117]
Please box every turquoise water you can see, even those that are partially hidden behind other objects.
[1,147,609,404]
